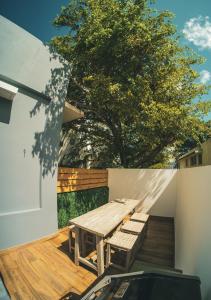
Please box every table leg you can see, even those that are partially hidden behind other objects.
[81,230,86,257]
[74,227,80,266]
[68,229,72,253]
[96,236,104,276]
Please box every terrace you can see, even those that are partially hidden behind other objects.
[1,166,210,299]
[0,15,210,300]
[0,216,174,299]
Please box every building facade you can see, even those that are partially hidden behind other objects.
[0,16,82,249]
[178,138,211,169]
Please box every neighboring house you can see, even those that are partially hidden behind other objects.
[0,16,83,249]
[178,138,211,168]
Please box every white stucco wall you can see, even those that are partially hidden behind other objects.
[0,16,69,249]
[108,167,211,297]
[108,168,177,217]
[175,166,211,300]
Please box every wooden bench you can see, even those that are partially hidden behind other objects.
[121,221,145,235]
[106,231,138,271]
[131,212,149,223]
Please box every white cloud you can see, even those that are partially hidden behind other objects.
[183,16,211,50]
[199,70,211,84]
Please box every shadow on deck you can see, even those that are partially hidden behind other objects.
[0,216,175,300]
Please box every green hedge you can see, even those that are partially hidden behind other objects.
[57,187,109,228]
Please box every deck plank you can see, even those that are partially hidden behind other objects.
[136,216,175,268]
[0,228,96,300]
[0,216,175,299]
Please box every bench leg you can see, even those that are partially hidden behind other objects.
[125,251,131,271]
[106,244,111,268]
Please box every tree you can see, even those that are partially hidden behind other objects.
[52,0,211,168]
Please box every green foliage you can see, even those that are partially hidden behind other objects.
[57,187,109,228]
[52,0,211,168]
[58,208,69,228]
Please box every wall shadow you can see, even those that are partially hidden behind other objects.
[30,47,70,177]
[141,170,177,214]
[109,169,177,215]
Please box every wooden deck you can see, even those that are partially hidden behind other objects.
[0,228,97,300]
[0,216,175,300]
[135,215,175,268]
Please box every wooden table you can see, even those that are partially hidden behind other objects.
[69,199,140,276]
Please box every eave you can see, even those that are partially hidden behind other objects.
[62,101,84,123]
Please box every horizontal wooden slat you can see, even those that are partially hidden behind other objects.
[57,182,108,193]
[57,168,108,193]
[58,167,107,174]
[78,257,97,271]
[58,173,107,180]
[57,178,107,187]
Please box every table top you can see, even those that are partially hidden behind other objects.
[69,199,141,237]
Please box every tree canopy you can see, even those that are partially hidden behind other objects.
[52,0,211,168]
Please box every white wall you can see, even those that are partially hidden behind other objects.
[108,167,211,297]
[0,16,69,249]
[108,168,177,217]
[175,166,211,300]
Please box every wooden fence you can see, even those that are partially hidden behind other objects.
[57,168,108,193]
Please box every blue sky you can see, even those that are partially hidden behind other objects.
[155,0,211,119]
[156,0,211,109]
[0,0,69,42]
[1,0,211,118]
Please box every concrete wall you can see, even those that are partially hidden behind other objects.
[0,16,69,249]
[175,166,211,300]
[108,168,177,217]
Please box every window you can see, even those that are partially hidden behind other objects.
[198,153,202,165]
[185,158,189,167]
[190,155,197,166]
[0,80,18,124]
